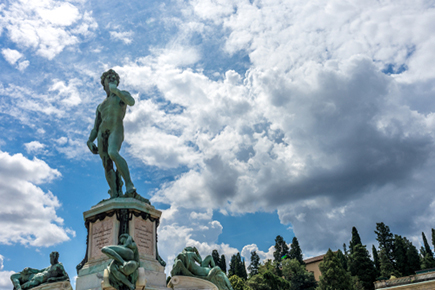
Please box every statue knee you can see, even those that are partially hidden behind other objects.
[108,150,119,161]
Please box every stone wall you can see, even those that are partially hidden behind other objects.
[374,271,435,289]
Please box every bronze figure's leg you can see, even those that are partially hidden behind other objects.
[98,131,119,198]
[107,129,135,194]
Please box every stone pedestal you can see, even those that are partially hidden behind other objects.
[31,281,73,290]
[101,267,147,290]
[76,198,166,290]
[167,276,218,290]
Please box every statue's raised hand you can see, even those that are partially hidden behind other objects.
[87,140,98,154]
[109,82,118,93]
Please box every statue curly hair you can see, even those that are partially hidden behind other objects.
[100,69,120,87]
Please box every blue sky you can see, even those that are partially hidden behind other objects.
[1,0,435,288]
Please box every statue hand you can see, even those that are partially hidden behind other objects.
[87,141,98,154]
[109,82,118,93]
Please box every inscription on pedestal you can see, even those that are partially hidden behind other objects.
[134,217,154,257]
[90,217,114,260]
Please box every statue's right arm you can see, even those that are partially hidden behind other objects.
[87,106,101,154]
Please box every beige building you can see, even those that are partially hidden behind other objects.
[304,254,326,281]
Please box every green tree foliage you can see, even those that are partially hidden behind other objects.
[336,249,348,271]
[422,232,434,257]
[212,249,220,267]
[349,227,362,255]
[375,223,394,261]
[375,222,397,277]
[379,248,399,278]
[229,253,248,280]
[262,271,290,290]
[316,249,352,290]
[247,260,289,290]
[343,243,348,258]
[405,239,420,274]
[246,274,271,290]
[393,235,407,276]
[220,254,227,274]
[372,245,380,277]
[240,259,248,280]
[281,258,316,290]
[351,276,365,290]
[348,244,376,290]
[229,254,238,277]
[248,251,260,277]
[421,232,435,270]
[229,275,251,290]
[273,235,289,276]
[289,237,304,265]
[432,228,435,250]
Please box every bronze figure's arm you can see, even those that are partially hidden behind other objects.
[109,83,135,106]
[87,106,101,154]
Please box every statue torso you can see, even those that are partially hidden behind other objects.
[98,94,127,132]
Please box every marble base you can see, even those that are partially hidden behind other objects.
[76,198,166,290]
[31,281,73,290]
[101,267,146,290]
[167,276,218,290]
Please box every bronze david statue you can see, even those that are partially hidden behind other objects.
[87,69,147,202]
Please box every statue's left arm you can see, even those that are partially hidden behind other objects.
[10,273,22,290]
[109,83,135,106]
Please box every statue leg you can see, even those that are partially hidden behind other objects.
[202,255,215,268]
[108,130,135,194]
[110,263,135,290]
[98,134,119,198]
[102,245,134,264]
[171,260,194,277]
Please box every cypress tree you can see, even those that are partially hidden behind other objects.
[212,250,220,267]
[273,235,289,262]
[336,249,348,270]
[317,249,352,290]
[289,236,304,265]
[379,248,398,278]
[273,235,289,276]
[240,258,248,280]
[375,223,395,268]
[421,232,435,270]
[219,254,227,274]
[349,226,362,255]
[343,243,348,258]
[229,254,238,277]
[405,239,420,275]
[372,245,380,277]
[422,232,434,258]
[432,229,435,250]
[248,251,260,277]
[349,244,376,290]
[393,235,407,276]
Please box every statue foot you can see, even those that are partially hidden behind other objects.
[108,189,121,199]
[125,187,137,197]
[123,188,151,205]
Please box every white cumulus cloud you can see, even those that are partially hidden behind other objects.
[0,151,74,247]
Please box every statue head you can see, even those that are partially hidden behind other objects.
[21,267,32,280]
[49,251,59,265]
[119,233,130,245]
[101,69,120,87]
